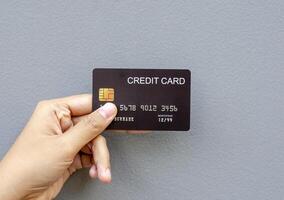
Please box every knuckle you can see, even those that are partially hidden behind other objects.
[96,135,107,145]
[84,113,105,131]
[36,100,51,110]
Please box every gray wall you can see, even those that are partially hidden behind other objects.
[0,1,283,200]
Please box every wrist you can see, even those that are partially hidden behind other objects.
[0,168,22,200]
[0,158,30,200]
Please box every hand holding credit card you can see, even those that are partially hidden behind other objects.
[92,68,191,131]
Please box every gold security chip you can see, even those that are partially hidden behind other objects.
[99,88,114,101]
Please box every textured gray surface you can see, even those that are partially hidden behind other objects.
[0,1,284,200]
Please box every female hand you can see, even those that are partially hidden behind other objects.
[0,94,117,200]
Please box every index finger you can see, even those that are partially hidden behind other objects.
[52,94,92,116]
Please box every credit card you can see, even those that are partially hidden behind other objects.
[92,68,191,131]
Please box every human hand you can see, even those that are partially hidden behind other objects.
[0,94,117,200]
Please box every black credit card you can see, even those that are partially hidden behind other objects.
[92,68,191,131]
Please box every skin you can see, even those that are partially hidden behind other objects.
[0,94,145,200]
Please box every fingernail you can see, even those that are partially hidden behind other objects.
[98,103,116,119]
[98,164,111,180]
[104,168,111,180]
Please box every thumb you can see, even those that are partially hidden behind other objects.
[62,103,117,154]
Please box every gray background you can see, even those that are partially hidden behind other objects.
[0,1,283,200]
